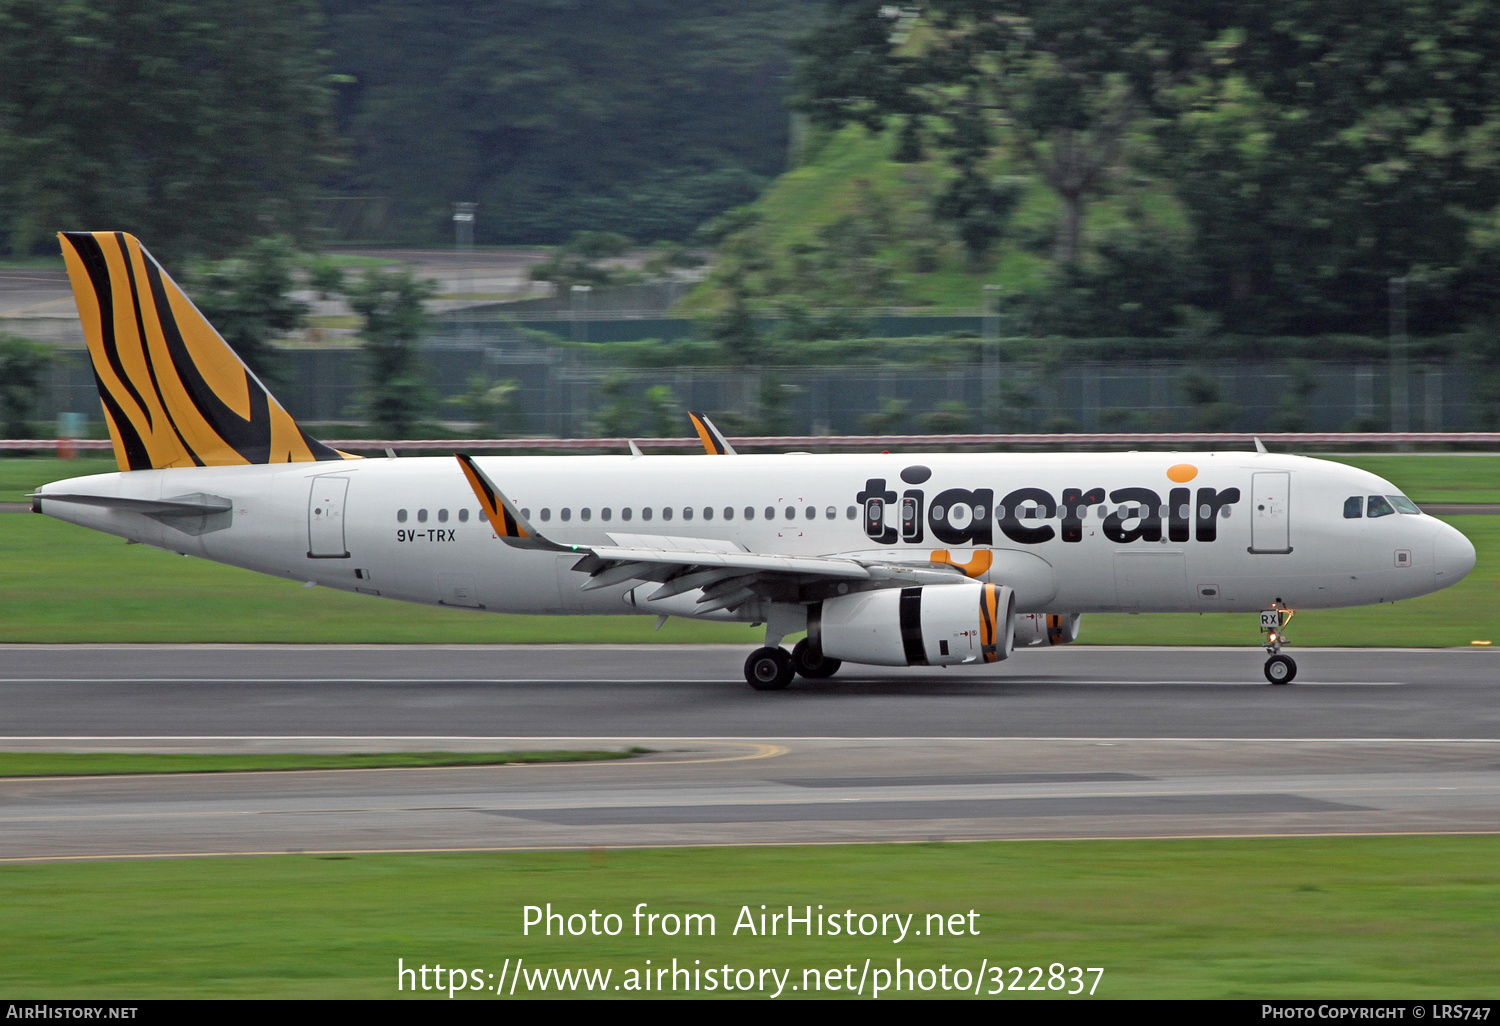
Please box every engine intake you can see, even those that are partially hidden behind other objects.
[1012,613,1082,647]
[816,582,1014,667]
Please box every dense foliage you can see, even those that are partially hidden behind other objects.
[793,0,1500,336]
[0,1,814,258]
[321,0,816,244]
[0,0,338,264]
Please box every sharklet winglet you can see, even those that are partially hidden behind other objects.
[455,453,571,552]
[687,411,737,456]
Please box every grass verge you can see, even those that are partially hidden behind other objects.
[0,837,1497,997]
[0,750,643,778]
[4,455,1496,507]
[1,513,1492,645]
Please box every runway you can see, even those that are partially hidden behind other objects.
[0,645,1496,860]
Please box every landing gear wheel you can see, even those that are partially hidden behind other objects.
[791,638,842,679]
[1264,654,1297,685]
[745,647,795,691]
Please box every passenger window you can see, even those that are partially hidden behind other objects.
[1367,495,1395,518]
[601,508,612,521]
[784,506,795,520]
[724,507,734,521]
[397,509,408,523]
[560,508,572,522]
[702,507,713,521]
[805,506,815,520]
[973,504,987,520]
[621,508,632,521]
[1344,496,1363,519]
[846,506,857,519]
[438,509,449,523]
[683,507,694,521]
[539,508,550,522]
[662,507,673,521]
[642,508,652,521]
[825,506,836,520]
[765,506,775,520]
[1389,495,1421,515]
[744,507,755,521]
[519,509,528,520]
[994,505,1006,521]
[580,508,591,521]
[417,509,428,523]
[458,508,469,523]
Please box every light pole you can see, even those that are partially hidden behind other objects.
[571,284,592,344]
[982,283,1001,432]
[1389,275,1409,436]
[453,202,477,343]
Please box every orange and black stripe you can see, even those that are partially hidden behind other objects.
[456,453,529,541]
[979,583,1001,663]
[58,231,351,471]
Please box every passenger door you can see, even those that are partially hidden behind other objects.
[307,476,350,558]
[1249,472,1291,554]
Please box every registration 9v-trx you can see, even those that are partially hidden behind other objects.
[36,232,1478,688]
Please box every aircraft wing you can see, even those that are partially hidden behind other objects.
[455,454,964,612]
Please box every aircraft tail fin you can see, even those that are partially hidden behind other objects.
[57,231,354,471]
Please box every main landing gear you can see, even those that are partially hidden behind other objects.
[1260,605,1297,685]
[743,639,844,690]
[744,647,794,690]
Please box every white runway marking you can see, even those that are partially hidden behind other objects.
[0,676,1411,686]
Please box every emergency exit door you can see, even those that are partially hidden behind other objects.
[308,476,350,558]
[1249,472,1291,553]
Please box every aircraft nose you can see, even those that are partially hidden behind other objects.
[1433,523,1477,588]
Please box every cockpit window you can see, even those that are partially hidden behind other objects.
[1366,495,1395,518]
[1389,494,1422,515]
[1343,496,1363,519]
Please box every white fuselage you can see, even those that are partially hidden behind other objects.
[37,451,1475,621]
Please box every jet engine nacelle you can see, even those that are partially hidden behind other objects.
[1012,612,1083,647]
[817,582,1014,667]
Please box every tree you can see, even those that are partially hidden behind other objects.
[446,373,521,436]
[0,336,54,437]
[528,231,638,291]
[188,236,308,384]
[0,0,339,264]
[346,269,437,437]
[322,0,815,243]
[796,1,1211,264]
[1154,1,1500,333]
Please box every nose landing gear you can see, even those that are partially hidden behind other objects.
[1260,606,1297,684]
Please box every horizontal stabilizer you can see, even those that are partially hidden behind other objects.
[37,492,232,517]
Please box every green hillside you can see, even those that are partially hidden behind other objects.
[680,122,1188,316]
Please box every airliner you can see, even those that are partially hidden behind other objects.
[33,232,1477,688]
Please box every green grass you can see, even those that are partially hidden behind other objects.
[1,837,1497,997]
[5,454,1496,505]
[0,514,763,644]
[0,457,118,502]
[0,750,642,778]
[0,254,64,269]
[1323,455,1500,505]
[2,456,1494,646]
